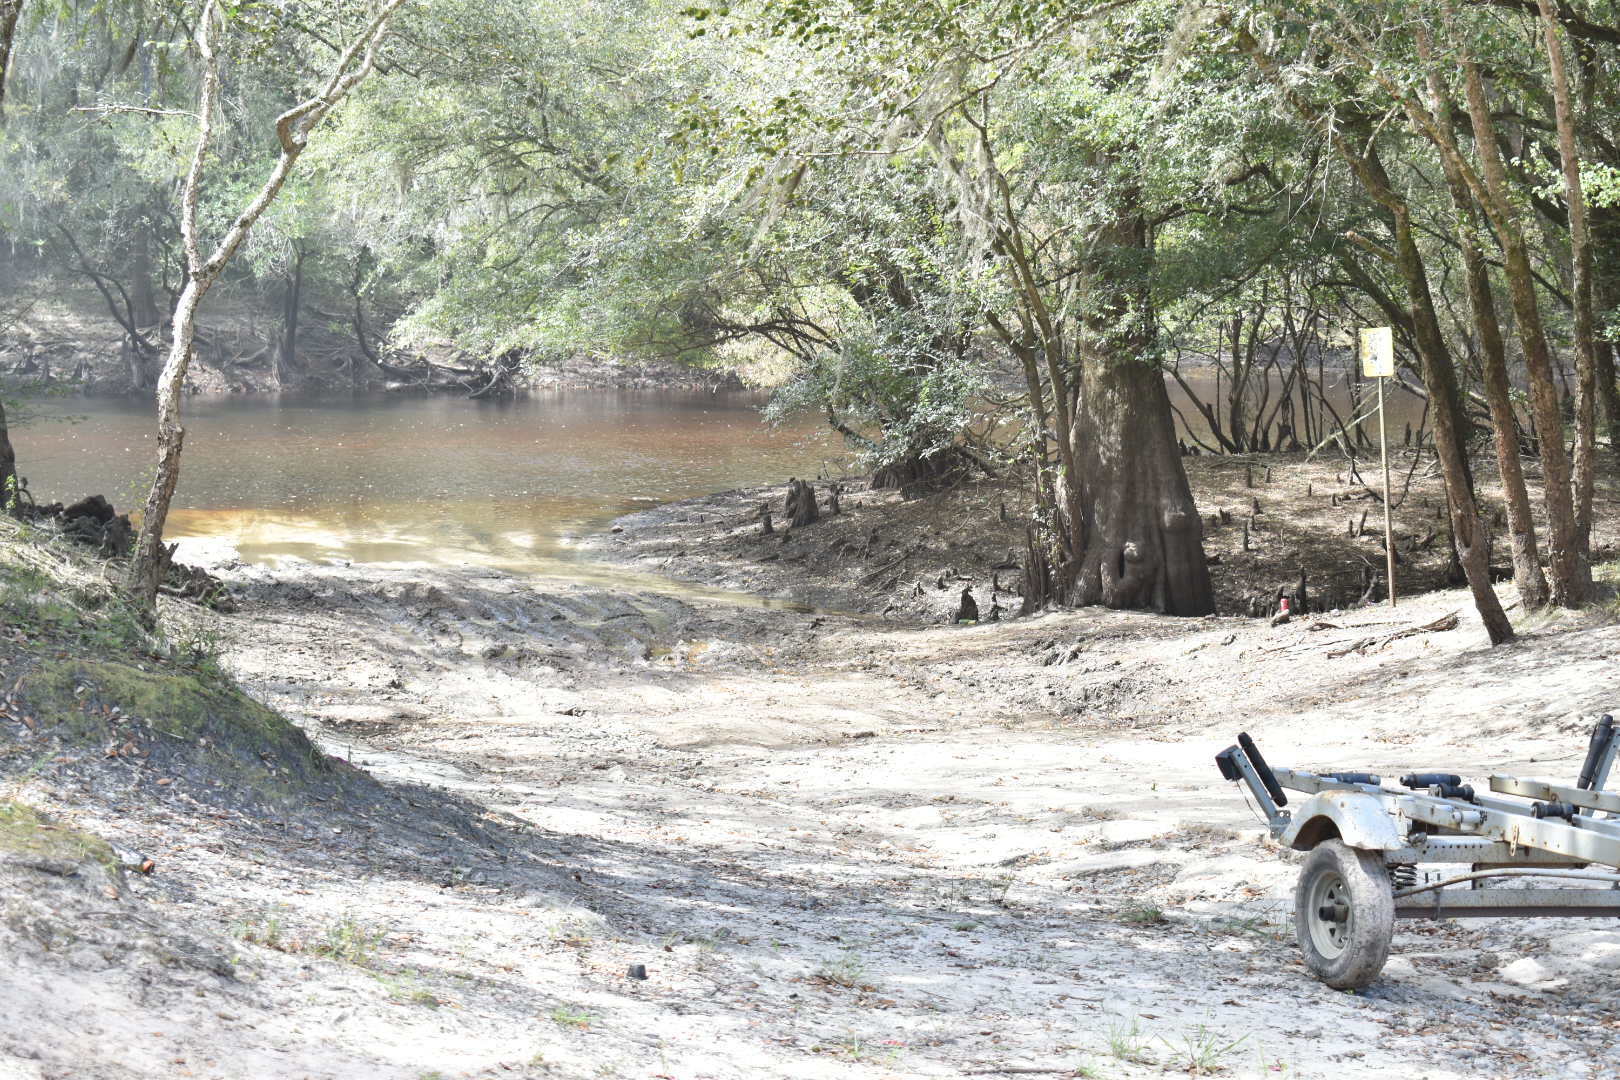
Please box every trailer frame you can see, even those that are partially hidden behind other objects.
[1216,715,1620,988]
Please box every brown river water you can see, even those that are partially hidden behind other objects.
[12,380,1429,601]
[12,390,843,603]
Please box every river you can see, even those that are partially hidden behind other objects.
[11,390,842,595]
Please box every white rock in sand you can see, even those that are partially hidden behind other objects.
[1499,956,1559,987]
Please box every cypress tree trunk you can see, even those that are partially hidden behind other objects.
[1064,211,1213,616]
[1070,356,1213,615]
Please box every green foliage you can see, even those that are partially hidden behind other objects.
[2,0,1616,516]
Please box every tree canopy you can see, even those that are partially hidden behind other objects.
[3,0,1620,633]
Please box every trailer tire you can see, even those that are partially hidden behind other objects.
[1294,839,1394,990]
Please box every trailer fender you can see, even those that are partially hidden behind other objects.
[1279,792,1404,852]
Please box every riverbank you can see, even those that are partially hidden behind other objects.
[583,452,1620,620]
[3,501,1620,1077]
[0,275,750,396]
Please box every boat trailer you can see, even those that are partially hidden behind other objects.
[1216,716,1620,989]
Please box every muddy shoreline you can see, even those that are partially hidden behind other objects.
[580,447,1620,621]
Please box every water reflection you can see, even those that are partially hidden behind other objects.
[15,390,842,593]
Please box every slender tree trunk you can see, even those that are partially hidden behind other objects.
[126,0,407,610]
[277,246,304,387]
[1391,205,1514,643]
[1067,210,1213,616]
[1538,0,1597,594]
[1593,207,1620,461]
[129,218,160,328]
[1227,314,1247,453]
[0,0,22,121]
[1597,339,1620,459]
[0,394,17,515]
[349,247,379,379]
[1421,40,1548,606]
[1461,60,1587,606]
[128,276,203,603]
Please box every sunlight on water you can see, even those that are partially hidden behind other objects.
[14,390,844,608]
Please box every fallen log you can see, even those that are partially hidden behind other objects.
[1327,612,1460,657]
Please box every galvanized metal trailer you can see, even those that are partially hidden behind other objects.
[1216,716,1620,989]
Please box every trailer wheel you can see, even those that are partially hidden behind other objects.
[1294,839,1394,989]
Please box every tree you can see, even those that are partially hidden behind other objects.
[0,394,15,514]
[1536,0,1598,592]
[0,0,21,119]
[1415,29,1548,607]
[680,0,1222,614]
[126,0,409,610]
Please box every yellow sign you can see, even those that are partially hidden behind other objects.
[1359,327,1394,378]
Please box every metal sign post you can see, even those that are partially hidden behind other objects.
[1359,327,1397,607]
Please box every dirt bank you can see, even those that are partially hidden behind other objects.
[3,504,1619,1077]
[583,452,1620,621]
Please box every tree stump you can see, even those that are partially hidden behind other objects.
[1359,566,1380,605]
[760,501,773,535]
[1020,525,1053,615]
[783,479,819,529]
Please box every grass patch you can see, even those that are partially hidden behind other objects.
[234,909,387,968]
[550,1005,596,1030]
[1106,1017,1154,1065]
[1161,1023,1248,1074]
[0,798,119,876]
[1117,900,1167,925]
[813,949,874,990]
[317,915,386,966]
